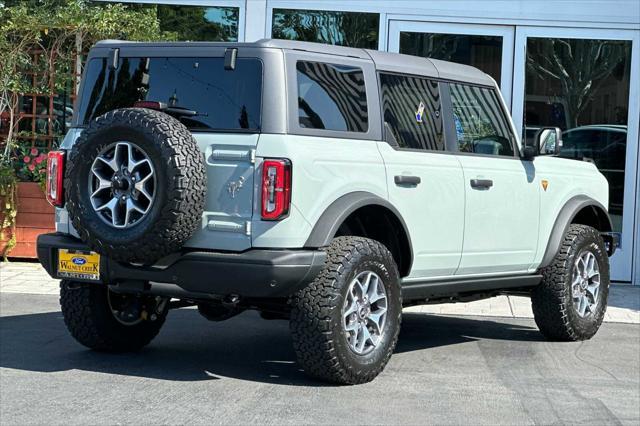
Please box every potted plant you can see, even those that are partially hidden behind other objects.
[0,142,54,259]
[0,159,18,259]
[8,143,55,258]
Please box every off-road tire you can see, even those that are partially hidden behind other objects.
[65,108,206,265]
[290,237,402,385]
[60,280,167,352]
[531,224,610,341]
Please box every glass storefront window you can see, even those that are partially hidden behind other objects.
[157,5,239,41]
[400,33,503,84]
[524,37,632,232]
[272,9,379,49]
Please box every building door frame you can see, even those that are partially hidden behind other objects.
[512,26,640,283]
[387,20,515,107]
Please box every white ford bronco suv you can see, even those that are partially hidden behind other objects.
[37,39,618,385]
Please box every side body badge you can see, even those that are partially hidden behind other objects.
[541,179,549,191]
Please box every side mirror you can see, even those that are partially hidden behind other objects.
[534,127,562,156]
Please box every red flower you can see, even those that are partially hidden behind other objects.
[35,156,43,164]
[23,156,31,163]
[30,147,39,156]
[28,163,36,171]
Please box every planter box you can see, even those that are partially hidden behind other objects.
[1,182,55,259]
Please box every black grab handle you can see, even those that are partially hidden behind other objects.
[470,179,493,189]
[394,175,421,186]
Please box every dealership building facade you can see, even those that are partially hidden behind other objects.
[107,0,640,284]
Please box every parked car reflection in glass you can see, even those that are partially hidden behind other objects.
[558,125,626,223]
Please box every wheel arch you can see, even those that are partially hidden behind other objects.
[304,191,413,277]
[540,195,613,268]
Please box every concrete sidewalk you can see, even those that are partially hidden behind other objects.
[1,261,638,323]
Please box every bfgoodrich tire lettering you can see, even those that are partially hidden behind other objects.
[531,224,610,341]
[65,108,206,265]
[290,236,402,384]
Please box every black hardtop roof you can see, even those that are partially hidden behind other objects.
[94,38,495,86]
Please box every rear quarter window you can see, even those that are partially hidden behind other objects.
[296,61,368,132]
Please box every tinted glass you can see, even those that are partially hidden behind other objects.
[524,37,632,232]
[297,61,368,132]
[380,73,443,150]
[561,128,627,167]
[400,32,503,84]
[157,5,239,41]
[78,57,262,131]
[272,9,379,49]
[449,83,515,157]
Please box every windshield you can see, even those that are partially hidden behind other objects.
[77,56,262,131]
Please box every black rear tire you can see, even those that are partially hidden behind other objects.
[531,224,610,341]
[60,281,168,352]
[290,237,402,385]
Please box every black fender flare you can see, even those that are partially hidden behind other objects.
[539,195,612,268]
[303,191,413,268]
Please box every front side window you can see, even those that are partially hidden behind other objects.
[296,61,368,132]
[380,73,443,151]
[449,83,515,157]
[77,57,262,131]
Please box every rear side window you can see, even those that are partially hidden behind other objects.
[296,61,368,132]
[379,73,444,150]
[449,83,515,157]
[77,57,262,131]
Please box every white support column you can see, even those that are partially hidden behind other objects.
[244,0,268,41]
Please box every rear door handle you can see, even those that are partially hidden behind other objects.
[394,175,421,186]
[470,179,493,189]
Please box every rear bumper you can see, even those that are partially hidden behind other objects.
[37,233,326,298]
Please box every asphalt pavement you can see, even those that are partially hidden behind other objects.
[1,292,639,425]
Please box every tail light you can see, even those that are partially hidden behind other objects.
[46,151,65,207]
[261,159,291,220]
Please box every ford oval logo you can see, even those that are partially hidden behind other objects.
[72,257,87,265]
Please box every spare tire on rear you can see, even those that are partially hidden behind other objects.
[65,108,206,265]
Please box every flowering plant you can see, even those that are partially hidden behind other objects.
[14,144,48,187]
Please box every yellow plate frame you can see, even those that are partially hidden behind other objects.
[57,249,101,281]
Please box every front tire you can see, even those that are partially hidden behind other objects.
[290,237,402,385]
[60,281,168,352]
[532,224,610,341]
